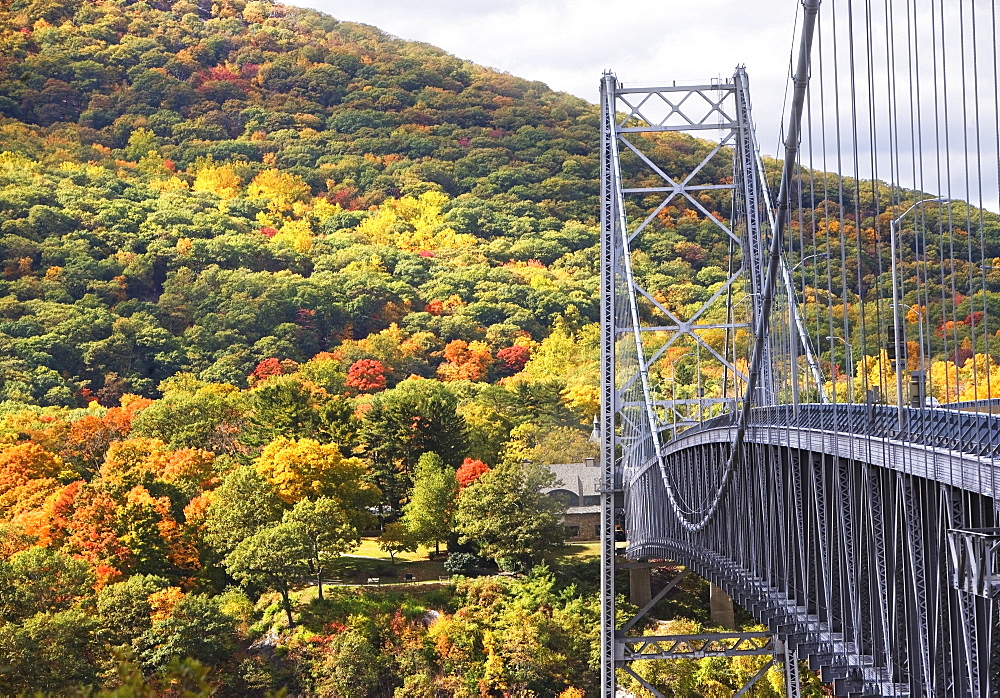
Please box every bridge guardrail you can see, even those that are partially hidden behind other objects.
[694,403,1000,459]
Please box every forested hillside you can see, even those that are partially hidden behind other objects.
[0,0,604,402]
[0,1,776,695]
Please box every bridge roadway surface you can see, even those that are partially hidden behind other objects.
[623,404,999,696]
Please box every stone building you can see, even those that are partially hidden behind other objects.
[542,458,601,541]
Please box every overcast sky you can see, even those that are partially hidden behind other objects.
[290,0,801,157]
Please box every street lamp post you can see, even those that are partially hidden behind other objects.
[790,250,831,273]
[889,197,949,430]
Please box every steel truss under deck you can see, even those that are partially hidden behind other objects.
[626,408,1000,696]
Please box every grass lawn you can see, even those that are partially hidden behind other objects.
[320,537,447,585]
[554,540,602,560]
[318,537,600,587]
[351,537,440,563]
[258,537,606,630]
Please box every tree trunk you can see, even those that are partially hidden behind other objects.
[317,570,323,601]
[279,584,295,627]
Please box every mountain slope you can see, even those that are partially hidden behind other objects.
[0,0,628,403]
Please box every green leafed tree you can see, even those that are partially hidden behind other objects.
[360,378,468,514]
[453,460,566,571]
[136,593,238,674]
[131,374,246,453]
[96,573,170,647]
[378,521,418,564]
[223,521,310,627]
[204,465,284,555]
[242,375,355,450]
[311,629,384,698]
[0,610,98,694]
[401,452,456,555]
[283,497,359,600]
[0,546,94,623]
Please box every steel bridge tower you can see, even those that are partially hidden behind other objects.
[599,67,809,695]
[599,2,824,692]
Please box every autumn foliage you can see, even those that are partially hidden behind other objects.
[495,345,531,376]
[456,458,491,489]
[437,340,492,382]
[0,0,661,691]
[346,359,388,393]
[250,358,299,384]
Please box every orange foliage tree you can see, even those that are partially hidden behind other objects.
[0,443,65,523]
[437,340,492,382]
[52,483,130,571]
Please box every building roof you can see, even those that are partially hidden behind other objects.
[541,458,598,495]
[541,459,600,514]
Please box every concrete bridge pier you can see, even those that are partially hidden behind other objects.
[710,583,736,629]
[629,566,651,608]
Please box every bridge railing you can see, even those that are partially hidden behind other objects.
[694,403,1000,458]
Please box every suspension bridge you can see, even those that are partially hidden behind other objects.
[599,1,1000,695]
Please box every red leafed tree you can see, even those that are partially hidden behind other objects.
[327,185,361,210]
[346,359,387,393]
[456,458,490,490]
[250,358,298,384]
[251,358,284,381]
[495,345,531,377]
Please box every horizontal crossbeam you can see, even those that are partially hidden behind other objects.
[619,631,775,661]
[615,84,735,94]
[618,123,738,133]
[630,323,750,333]
[621,184,736,193]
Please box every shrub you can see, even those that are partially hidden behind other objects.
[443,552,486,576]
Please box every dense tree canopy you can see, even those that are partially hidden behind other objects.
[0,0,605,410]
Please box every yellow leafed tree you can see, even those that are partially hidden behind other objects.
[255,437,380,516]
[270,218,315,253]
[247,168,311,214]
[356,191,476,252]
[193,163,243,200]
